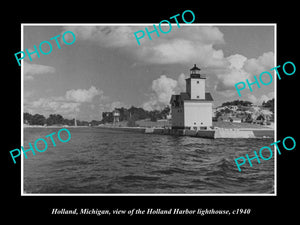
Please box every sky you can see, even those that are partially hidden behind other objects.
[23,24,275,121]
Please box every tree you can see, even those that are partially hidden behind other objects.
[90,120,102,126]
[127,117,137,127]
[222,100,252,107]
[223,108,232,114]
[160,105,171,119]
[102,112,113,123]
[24,112,33,124]
[262,98,274,113]
[215,111,223,119]
[127,106,148,120]
[100,104,172,125]
[31,114,46,125]
[63,118,75,126]
[117,107,129,121]
[46,114,64,125]
[77,120,89,126]
[150,114,157,122]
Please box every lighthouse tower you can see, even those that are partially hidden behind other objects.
[186,64,206,100]
[170,64,213,130]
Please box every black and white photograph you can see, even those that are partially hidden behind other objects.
[4,5,298,221]
[21,24,275,195]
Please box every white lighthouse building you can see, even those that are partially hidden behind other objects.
[170,64,213,130]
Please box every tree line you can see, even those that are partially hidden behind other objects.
[221,100,253,107]
[221,99,274,112]
[24,105,171,126]
[102,106,171,124]
[24,112,101,126]
[262,98,274,113]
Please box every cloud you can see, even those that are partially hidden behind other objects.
[143,26,225,66]
[59,25,274,99]
[61,26,137,48]
[227,54,248,70]
[243,52,274,75]
[25,49,38,60]
[25,86,103,117]
[25,85,128,120]
[177,73,187,92]
[65,86,103,103]
[24,61,55,80]
[246,91,274,105]
[107,101,127,111]
[215,54,249,91]
[215,51,274,92]
[140,39,225,67]
[142,73,187,111]
[61,25,274,96]
[60,26,226,66]
[29,97,81,115]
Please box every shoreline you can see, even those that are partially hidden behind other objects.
[23,125,89,128]
[23,123,274,139]
[94,125,274,139]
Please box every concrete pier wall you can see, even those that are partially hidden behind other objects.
[96,126,274,139]
[214,128,255,138]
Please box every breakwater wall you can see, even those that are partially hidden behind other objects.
[96,126,274,139]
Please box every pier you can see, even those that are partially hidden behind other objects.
[95,125,274,139]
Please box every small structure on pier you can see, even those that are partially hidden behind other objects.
[113,109,120,124]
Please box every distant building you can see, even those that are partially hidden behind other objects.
[217,115,231,122]
[229,116,242,123]
[170,64,213,130]
[229,105,238,111]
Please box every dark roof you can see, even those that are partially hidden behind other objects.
[170,92,213,104]
[180,92,190,100]
[190,64,201,71]
[205,93,214,101]
[191,74,202,78]
[186,74,206,79]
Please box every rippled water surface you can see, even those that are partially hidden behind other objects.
[23,128,275,194]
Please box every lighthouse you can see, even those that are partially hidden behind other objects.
[170,64,213,130]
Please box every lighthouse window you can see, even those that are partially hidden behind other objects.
[197,96,199,98]
[197,81,199,84]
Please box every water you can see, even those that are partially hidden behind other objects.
[23,127,274,194]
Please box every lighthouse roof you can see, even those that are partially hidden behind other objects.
[170,92,213,104]
[189,64,205,78]
[190,64,201,71]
